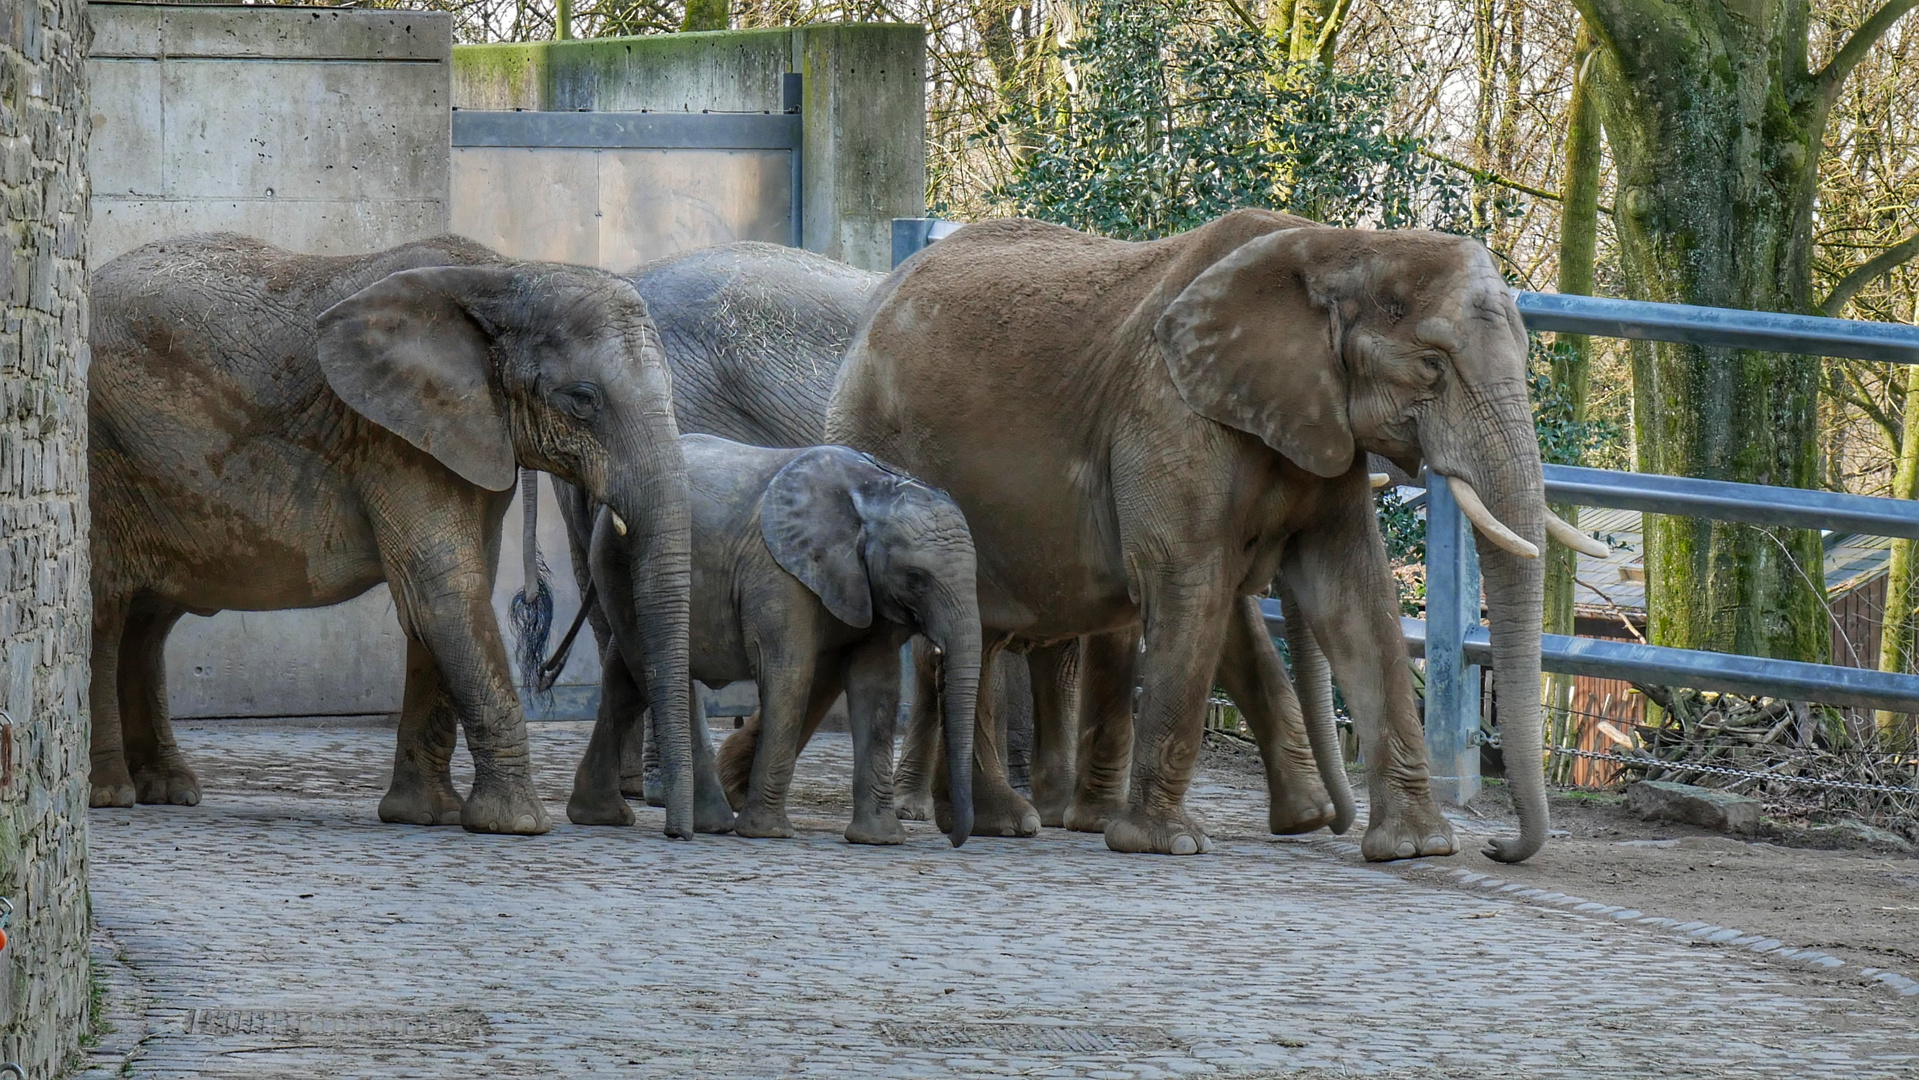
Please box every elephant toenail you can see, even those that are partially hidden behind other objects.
[1171,835,1198,855]
[1396,841,1416,858]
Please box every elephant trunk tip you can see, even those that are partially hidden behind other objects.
[946,806,973,848]
[1481,826,1546,864]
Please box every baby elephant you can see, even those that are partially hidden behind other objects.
[568,434,980,846]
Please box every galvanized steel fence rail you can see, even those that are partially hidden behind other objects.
[891,218,1919,805]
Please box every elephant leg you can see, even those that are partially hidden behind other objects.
[1283,519,1455,861]
[568,640,644,826]
[380,637,465,826]
[1105,582,1229,856]
[628,706,661,804]
[89,596,136,808]
[893,637,940,821]
[115,603,200,806]
[935,637,1039,838]
[386,565,550,835]
[997,654,1034,795]
[1063,628,1135,833]
[734,642,822,839]
[1217,594,1334,835]
[843,638,906,845]
[1275,582,1356,834]
[1027,639,1080,827]
[687,680,735,833]
[718,677,841,814]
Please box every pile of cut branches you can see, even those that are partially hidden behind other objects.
[1621,685,1918,840]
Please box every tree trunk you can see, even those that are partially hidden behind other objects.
[682,0,729,32]
[1544,25,1601,784]
[1875,360,1919,745]
[1579,0,1832,664]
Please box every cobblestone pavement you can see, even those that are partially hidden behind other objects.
[82,719,1919,1079]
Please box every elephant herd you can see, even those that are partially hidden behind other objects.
[87,208,1597,865]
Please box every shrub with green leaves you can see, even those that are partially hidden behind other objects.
[989,0,1475,239]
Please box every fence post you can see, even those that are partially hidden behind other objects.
[1424,472,1483,805]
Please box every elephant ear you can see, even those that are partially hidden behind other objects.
[1153,228,1357,479]
[316,266,518,492]
[761,446,875,629]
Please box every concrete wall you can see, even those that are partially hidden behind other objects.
[451,24,925,272]
[86,2,454,719]
[0,0,94,1068]
[87,2,450,262]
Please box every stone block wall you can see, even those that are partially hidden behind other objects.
[0,0,94,1072]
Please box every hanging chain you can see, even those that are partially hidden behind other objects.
[1549,745,1919,796]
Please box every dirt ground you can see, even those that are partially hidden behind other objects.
[1198,734,1919,975]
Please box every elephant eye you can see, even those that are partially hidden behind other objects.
[904,568,931,593]
[1417,352,1446,377]
[552,382,602,421]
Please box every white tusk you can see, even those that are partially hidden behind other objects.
[1446,477,1538,559]
[609,510,629,537]
[1545,512,1610,558]
[1369,472,1392,489]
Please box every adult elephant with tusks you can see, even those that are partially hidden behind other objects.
[88,233,697,837]
[828,210,1607,862]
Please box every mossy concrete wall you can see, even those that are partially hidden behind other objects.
[452,24,924,272]
[0,0,94,1072]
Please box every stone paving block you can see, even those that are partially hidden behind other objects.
[79,721,1919,1080]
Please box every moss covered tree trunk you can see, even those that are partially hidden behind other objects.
[1574,0,1916,662]
[1545,26,1602,782]
[1876,361,1919,744]
[683,0,730,32]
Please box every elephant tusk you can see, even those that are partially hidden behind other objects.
[609,510,629,537]
[1545,512,1610,558]
[1446,477,1538,560]
[1369,472,1392,489]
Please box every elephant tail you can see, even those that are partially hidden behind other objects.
[509,467,556,705]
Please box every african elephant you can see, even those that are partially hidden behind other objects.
[565,435,979,846]
[89,233,696,837]
[828,210,1600,863]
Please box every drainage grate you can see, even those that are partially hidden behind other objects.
[875,1021,1183,1054]
[182,1007,489,1042]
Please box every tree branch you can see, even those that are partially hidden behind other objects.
[1313,0,1359,64]
[1419,148,1614,214]
[1816,0,1919,105]
[1817,231,1919,316]
[1219,0,1264,35]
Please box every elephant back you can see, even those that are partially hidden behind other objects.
[629,242,880,448]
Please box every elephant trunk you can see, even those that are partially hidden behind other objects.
[1463,392,1551,864]
[608,425,695,839]
[922,588,979,847]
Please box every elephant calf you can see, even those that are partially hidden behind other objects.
[566,434,981,846]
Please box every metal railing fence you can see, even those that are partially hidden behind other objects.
[891,218,1919,805]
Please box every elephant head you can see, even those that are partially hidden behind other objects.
[1156,226,1601,863]
[761,446,981,847]
[314,264,697,838]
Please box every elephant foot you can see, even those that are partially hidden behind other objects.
[695,785,737,835]
[622,766,667,807]
[461,777,552,835]
[939,780,1039,837]
[1034,793,1072,829]
[133,761,202,806]
[845,810,906,846]
[1105,806,1214,855]
[1061,793,1125,833]
[378,772,464,826]
[566,785,635,826]
[1360,796,1457,861]
[894,785,935,822]
[91,773,136,809]
[1267,786,1335,836]
[733,802,796,839]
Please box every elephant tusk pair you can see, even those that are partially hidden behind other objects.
[609,510,629,537]
[1445,477,1609,561]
